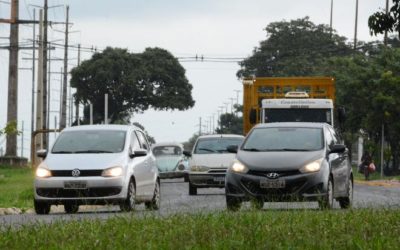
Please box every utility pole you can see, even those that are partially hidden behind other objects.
[35,9,44,152]
[30,9,36,148]
[199,117,202,135]
[5,0,19,156]
[42,0,49,150]
[353,0,359,50]
[330,0,333,33]
[75,43,80,125]
[60,5,69,129]
[384,0,389,46]
[20,120,24,157]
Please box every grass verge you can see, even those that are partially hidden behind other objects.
[0,209,399,249]
[0,165,34,210]
[352,166,400,182]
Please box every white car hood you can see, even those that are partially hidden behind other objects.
[190,153,236,169]
[43,153,126,170]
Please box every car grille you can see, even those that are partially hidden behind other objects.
[241,179,306,196]
[36,187,122,198]
[51,170,103,177]
[247,169,301,178]
[208,168,226,173]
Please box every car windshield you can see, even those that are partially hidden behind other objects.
[153,145,182,157]
[52,130,126,154]
[243,127,323,151]
[194,137,243,154]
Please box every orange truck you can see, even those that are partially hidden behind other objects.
[242,77,336,134]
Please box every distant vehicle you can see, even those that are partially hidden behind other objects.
[184,134,245,195]
[152,142,189,181]
[225,122,353,211]
[33,124,160,214]
[242,77,339,134]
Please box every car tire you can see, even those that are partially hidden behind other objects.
[226,196,241,211]
[120,179,136,212]
[145,181,160,210]
[184,174,189,182]
[34,200,51,215]
[189,182,197,195]
[319,176,334,210]
[64,202,79,214]
[250,198,264,210]
[339,177,353,209]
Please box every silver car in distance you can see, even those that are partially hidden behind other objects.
[34,124,160,214]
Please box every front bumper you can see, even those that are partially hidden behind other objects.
[225,168,328,202]
[189,172,226,188]
[159,171,187,179]
[34,176,126,205]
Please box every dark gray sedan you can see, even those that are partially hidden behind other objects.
[225,122,353,210]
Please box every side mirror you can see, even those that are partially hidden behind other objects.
[226,145,238,153]
[36,149,47,158]
[183,150,192,157]
[130,149,147,158]
[330,144,346,154]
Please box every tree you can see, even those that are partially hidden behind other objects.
[237,17,353,78]
[71,47,195,124]
[182,133,200,151]
[132,122,156,145]
[368,0,400,40]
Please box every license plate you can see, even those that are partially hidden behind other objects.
[260,179,285,189]
[213,176,225,182]
[64,181,87,189]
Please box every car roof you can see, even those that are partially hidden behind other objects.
[61,124,139,132]
[253,122,328,129]
[152,142,183,148]
[197,134,245,139]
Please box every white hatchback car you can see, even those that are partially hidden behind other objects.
[34,124,160,214]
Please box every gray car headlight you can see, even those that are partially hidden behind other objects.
[300,158,323,173]
[228,160,248,173]
[36,167,52,178]
[190,165,209,172]
[102,166,123,177]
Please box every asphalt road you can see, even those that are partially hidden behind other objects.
[1,179,400,228]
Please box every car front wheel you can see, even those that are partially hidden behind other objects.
[319,177,334,210]
[120,179,136,212]
[145,181,160,210]
[339,177,353,209]
[189,182,197,195]
[64,202,79,214]
[226,196,241,211]
[34,200,51,215]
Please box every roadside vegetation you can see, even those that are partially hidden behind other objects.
[352,166,400,182]
[0,165,34,210]
[1,209,399,249]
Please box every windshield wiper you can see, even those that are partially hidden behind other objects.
[52,150,74,154]
[74,150,114,153]
[198,148,216,153]
[242,148,261,152]
[268,148,312,152]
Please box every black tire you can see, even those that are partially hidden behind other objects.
[339,177,353,209]
[250,198,264,210]
[319,177,334,210]
[189,182,197,196]
[120,179,136,212]
[34,200,51,215]
[64,202,79,214]
[145,181,160,210]
[184,174,189,182]
[226,196,241,211]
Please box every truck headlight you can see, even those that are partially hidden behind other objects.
[102,166,123,177]
[36,167,52,178]
[229,160,248,173]
[300,158,323,173]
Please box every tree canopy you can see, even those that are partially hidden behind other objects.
[237,17,353,78]
[368,0,400,39]
[71,47,195,124]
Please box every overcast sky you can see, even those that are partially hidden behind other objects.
[0,0,388,157]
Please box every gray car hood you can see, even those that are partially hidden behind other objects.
[236,150,325,171]
[43,153,127,170]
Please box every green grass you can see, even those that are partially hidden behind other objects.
[0,165,34,210]
[352,166,400,182]
[0,209,399,249]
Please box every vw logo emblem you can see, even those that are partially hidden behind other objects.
[71,169,80,177]
[266,172,280,179]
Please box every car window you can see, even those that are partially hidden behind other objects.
[328,127,340,144]
[136,131,150,151]
[324,127,335,149]
[130,131,140,150]
[242,127,323,151]
[52,130,126,153]
[153,146,182,156]
[194,137,243,154]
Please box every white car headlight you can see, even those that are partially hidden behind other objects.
[229,160,248,173]
[300,158,323,173]
[36,167,52,178]
[102,166,123,177]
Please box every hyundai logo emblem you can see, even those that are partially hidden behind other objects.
[266,172,280,179]
[71,169,80,177]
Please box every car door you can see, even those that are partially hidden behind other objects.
[129,131,147,199]
[329,127,349,195]
[136,130,156,198]
[325,127,342,195]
